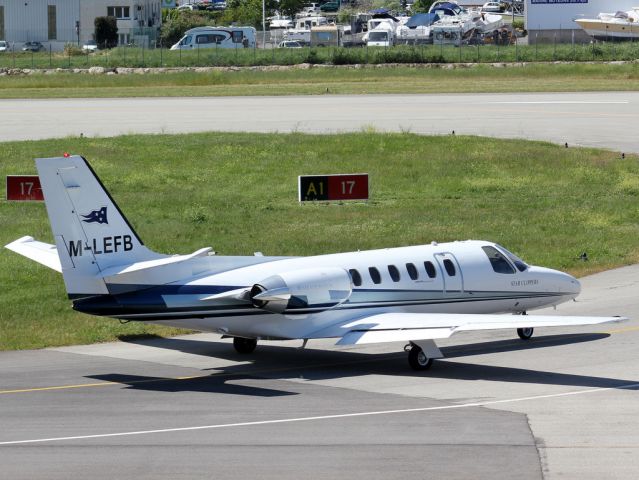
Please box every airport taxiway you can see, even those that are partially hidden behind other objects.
[1,265,638,479]
[0,91,638,153]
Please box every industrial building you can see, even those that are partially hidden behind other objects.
[526,0,638,42]
[0,0,162,51]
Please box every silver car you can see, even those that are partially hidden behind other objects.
[0,41,8,52]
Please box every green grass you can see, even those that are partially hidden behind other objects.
[1,132,638,350]
[1,63,639,98]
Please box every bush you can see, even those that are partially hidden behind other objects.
[63,43,84,56]
[512,19,525,31]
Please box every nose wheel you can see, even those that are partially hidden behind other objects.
[517,327,534,340]
[407,343,433,370]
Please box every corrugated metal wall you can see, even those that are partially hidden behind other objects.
[0,0,79,43]
[0,0,161,46]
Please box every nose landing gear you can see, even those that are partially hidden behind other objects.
[517,327,534,340]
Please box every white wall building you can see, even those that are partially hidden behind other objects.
[0,0,162,50]
[526,0,637,42]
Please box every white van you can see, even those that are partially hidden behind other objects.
[170,26,256,50]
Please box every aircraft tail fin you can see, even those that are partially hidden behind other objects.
[35,155,165,298]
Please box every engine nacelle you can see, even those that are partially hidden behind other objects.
[250,267,353,314]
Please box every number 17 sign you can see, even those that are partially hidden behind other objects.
[6,175,44,201]
[298,174,369,202]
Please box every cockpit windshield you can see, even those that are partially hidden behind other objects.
[495,244,529,272]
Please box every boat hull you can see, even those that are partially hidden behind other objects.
[576,19,639,41]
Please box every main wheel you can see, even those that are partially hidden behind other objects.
[408,344,433,371]
[517,327,534,340]
[233,337,257,354]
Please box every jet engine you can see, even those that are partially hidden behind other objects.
[249,267,353,314]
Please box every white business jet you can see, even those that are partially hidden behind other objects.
[6,156,626,370]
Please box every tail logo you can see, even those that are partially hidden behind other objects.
[82,207,108,225]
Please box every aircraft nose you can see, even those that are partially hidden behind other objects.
[529,266,581,297]
[561,271,581,296]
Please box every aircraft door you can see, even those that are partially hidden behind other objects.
[434,252,463,295]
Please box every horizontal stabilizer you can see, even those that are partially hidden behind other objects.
[5,236,61,272]
[99,247,212,282]
[334,313,627,346]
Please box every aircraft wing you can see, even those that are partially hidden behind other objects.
[5,236,61,273]
[327,313,627,346]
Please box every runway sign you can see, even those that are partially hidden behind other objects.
[6,175,44,201]
[298,174,369,202]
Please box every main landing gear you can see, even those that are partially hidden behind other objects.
[233,336,257,354]
[405,340,443,371]
[407,343,433,371]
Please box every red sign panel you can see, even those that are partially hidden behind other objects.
[298,174,369,202]
[6,175,44,201]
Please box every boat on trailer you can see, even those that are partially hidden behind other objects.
[575,8,639,41]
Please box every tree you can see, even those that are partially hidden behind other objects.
[412,0,434,13]
[160,11,215,47]
[94,16,118,49]
[278,0,306,19]
[218,0,279,29]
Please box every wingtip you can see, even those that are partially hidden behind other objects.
[4,236,35,250]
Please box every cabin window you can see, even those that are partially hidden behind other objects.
[443,259,456,276]
[231,31,244,43]
[482,246,515,274]
[196,34,222,44]
[388,265,400,282]
[368,267,381,284]
[180,35,192,45]
[424,261,437,278]
[406,263,419,280]
[496,244,528,272]
[349,269,362,287]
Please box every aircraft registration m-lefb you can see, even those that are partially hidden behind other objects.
[5,156,627,370]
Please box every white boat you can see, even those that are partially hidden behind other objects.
[429,2,502,44]
[269,14,293,29]
[575,8,639,41]
[396,13,440,44]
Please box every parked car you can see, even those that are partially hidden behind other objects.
[0,40,8,52]
[278,40,303,48]
[302,3,321,15]
[22,41,44,52]
[82,40,98,52]
[319,1,340,12]
[177,4,195,10]
[481,2,503,13]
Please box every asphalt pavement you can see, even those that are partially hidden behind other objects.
[1,92,637,153]
[1,265,638,479]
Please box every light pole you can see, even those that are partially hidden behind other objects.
[262,0,266,48]
[77,0,81,45]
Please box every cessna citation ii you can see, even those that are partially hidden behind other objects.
[6,156,626,370]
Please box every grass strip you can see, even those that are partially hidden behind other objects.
[1,63,639,98]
